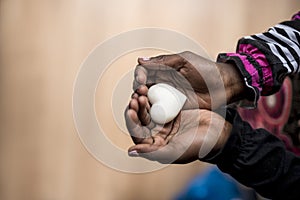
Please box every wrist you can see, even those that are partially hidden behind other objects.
[216,62,248,104]
[200,118,233,163]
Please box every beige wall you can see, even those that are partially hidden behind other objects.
[0,0,299,200]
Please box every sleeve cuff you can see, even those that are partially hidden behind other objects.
[217,53,260,108]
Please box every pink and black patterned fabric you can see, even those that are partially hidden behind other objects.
[218,11,300,108]
[217,11,300,152]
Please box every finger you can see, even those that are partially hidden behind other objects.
[131,93,139,99]
[138,96,151,125]
[124,108,151,143]
[132,79,140,91]
[130,93,155,128]
[138,54,186,71]
[128,143,158,154]
[133,65,147,91]
[129,98,139,112]
[134,65,148,84]
[128,143,177,164]
[128,134,168,153]
[136,85,148,96]
[125,108,140,131]
[133,80,152,92]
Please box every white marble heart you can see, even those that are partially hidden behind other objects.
[147,83,187,124]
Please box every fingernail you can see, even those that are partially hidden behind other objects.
[128,150,139,157]
[140,57,150,61]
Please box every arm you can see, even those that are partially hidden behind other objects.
[204,108,300,200]
[217,11,300,108]
[134,12,300,109]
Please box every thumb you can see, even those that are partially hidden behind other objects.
[138,54,186,71]
[128,144,177,164]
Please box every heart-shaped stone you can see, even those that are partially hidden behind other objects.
[148,83,187,124]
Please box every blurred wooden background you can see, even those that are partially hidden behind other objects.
[0,0,299,199]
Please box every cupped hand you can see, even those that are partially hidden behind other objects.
[124,93,232,164]
[134,51,246,110]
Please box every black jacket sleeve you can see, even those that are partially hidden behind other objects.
[208,109,300,199]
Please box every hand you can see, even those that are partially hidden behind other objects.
[125,93,232,164]
[134,51,247,110]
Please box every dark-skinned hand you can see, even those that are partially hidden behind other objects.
[125,91,232,164]
[134,51,246,110]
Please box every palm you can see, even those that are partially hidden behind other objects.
[125,100,231,164]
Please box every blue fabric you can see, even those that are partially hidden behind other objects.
[175,166,243,200]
